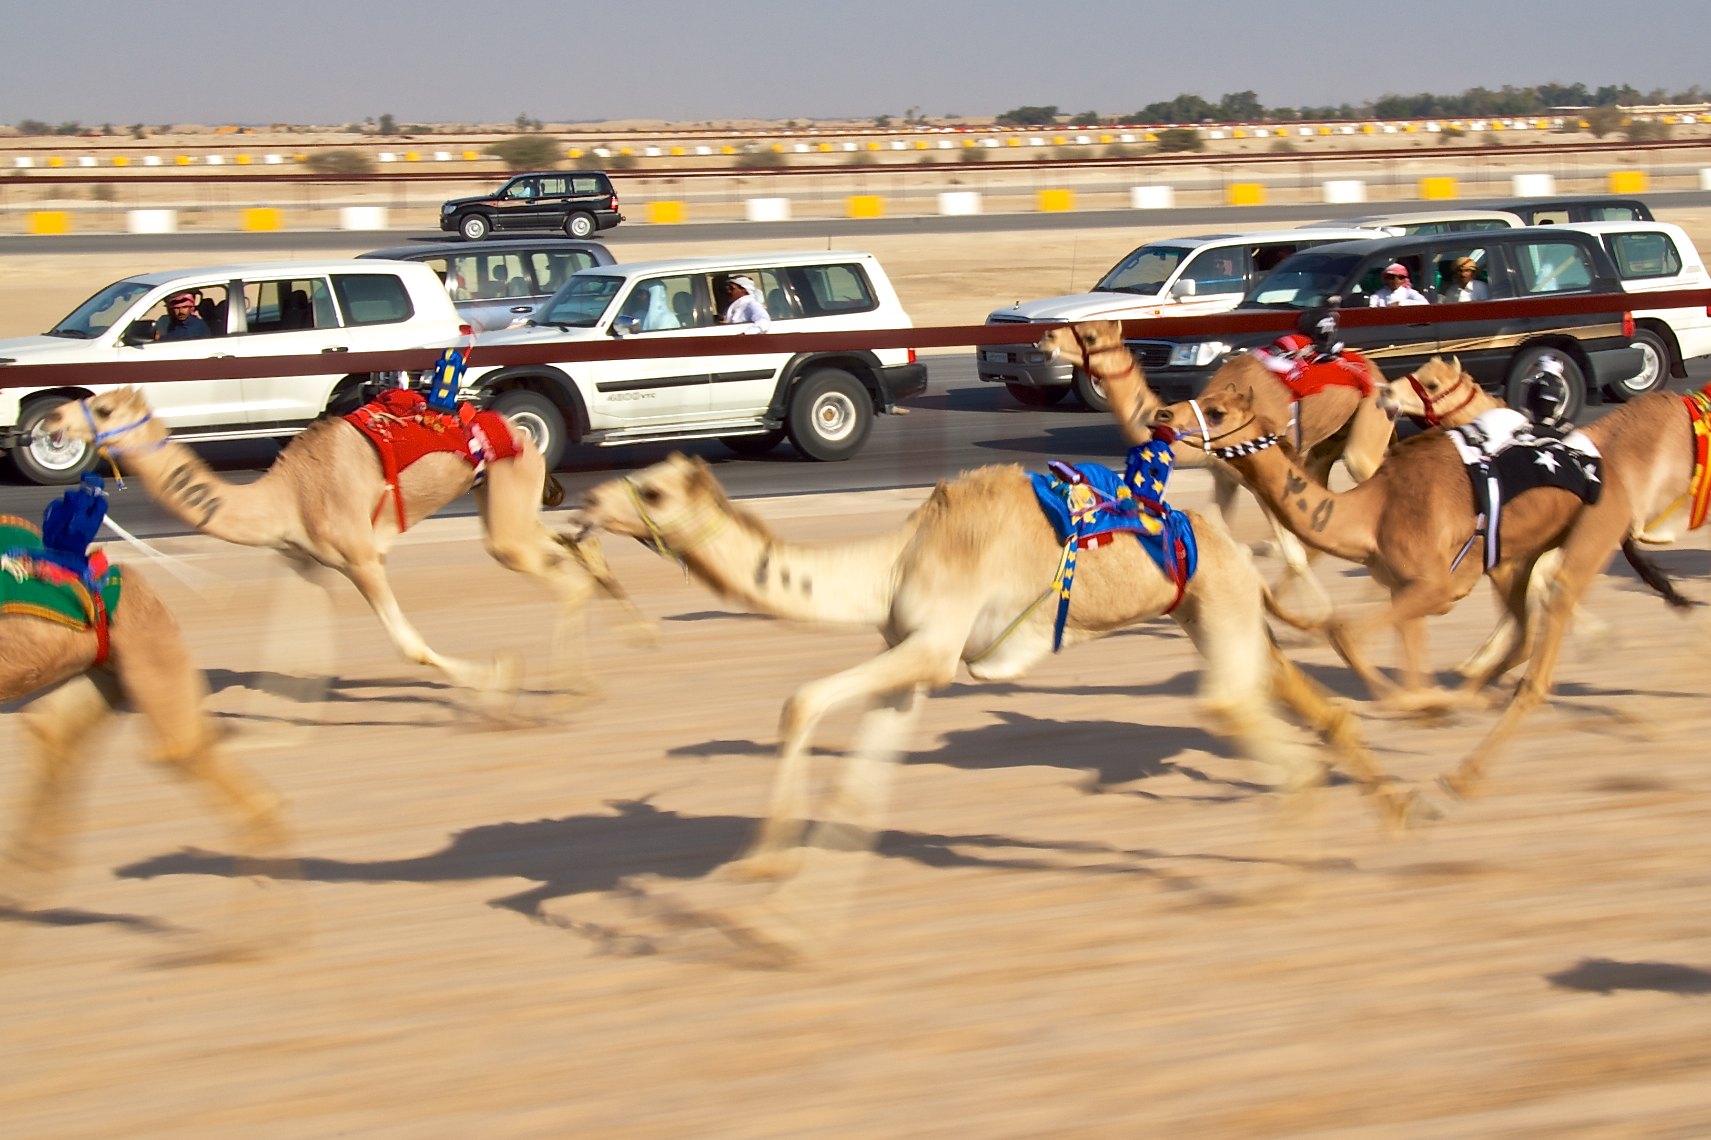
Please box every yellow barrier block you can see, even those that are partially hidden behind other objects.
[1419,176,1459,200]
[847,195,885,219]
[1036,188,1076,212]
[670,146,685,156]
[915,140,929,150]
[818,142,832,152]
[175,155,192,165]
[1608,169,1649,194]
[1232,129,1247,139]
[27,211,70,235]
[462,151,479,161]
[242,207,282,232]
[112,155,130,167]
[647,200,685,224]
[1225,183,1266,207]
[1051,136,1066,145]
[1360,124,1375,134]
[404,151,419,161]
[866,141,881,151]
[1318,126,1332,135]
[47,156,64,168]
[722,145,737,155]
[1007,136,1022,146]
[233,154,250,165]
[567,147,584,158]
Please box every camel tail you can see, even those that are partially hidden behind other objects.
[542,473,566,509]
[1262,584,1325,633]
[1622,538,1701,610]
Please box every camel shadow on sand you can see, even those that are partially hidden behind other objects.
[1547,958,1711,995]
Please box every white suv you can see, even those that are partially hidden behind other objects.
[456,251,926,465]
[1559,220,1711,399]
[980,228,1375,411]
[0,260,466,484]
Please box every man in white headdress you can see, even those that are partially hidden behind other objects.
[720,274,771,332]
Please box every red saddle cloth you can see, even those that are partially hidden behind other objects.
[1253,347,1378,399]
[344,389,522,532]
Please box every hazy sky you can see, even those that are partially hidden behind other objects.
[6,0,1708,126]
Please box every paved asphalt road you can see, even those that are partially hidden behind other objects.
[2,355,1706,539]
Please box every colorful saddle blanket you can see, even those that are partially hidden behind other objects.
[345,387,523,532]
[1029,438,1199,650]
[1683,383,1711,530]
[1,476,123,664]
[1252,346,1378,400]
[1447,407,1603,570]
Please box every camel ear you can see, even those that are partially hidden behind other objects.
[1450,354,1461,371]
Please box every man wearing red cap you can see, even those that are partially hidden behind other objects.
[154,290,211,341]
[1370,263,1428,307]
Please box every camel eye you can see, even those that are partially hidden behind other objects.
[638,485,663,505]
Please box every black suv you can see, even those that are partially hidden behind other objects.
[1127,227,1644,422]
[1480,196,1654,225]
[439,171,624,241]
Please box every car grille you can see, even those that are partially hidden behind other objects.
[1127,342,1173,370]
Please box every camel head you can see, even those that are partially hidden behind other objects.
[1148,381,1275,454]
[37,386,159,449]
[574,452,728,548]
[1036,320,1124,365]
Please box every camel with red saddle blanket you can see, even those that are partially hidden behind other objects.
[40,386,646,704]
[1150,367,1709,797]
[2,510,284,910]
[1039,320,1394,614]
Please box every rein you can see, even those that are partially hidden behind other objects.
[1402,369,1480,428]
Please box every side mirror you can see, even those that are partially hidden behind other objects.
[611,314,641,338]
[121,320,155,346]
[1169,279,1198,298]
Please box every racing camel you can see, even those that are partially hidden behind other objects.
[575,451,1411,888]
[41,386,645,704]
[1150,371,1708,796]
[1040,320,1394,613]
[2,524,284,909]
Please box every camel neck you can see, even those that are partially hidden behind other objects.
[113,432,290,547]
[1087,344,1159,443]
[1218,440,1378,564]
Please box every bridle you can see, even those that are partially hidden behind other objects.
[78,398,165,457]
[620,476,729,569]
[1400,368,1479,429]
[1157,399,1267,459]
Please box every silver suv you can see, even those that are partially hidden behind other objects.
[455,251,927,466]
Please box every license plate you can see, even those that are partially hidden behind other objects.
[981,349,1008,363]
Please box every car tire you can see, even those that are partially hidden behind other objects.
[563,213,597,239]
[492,389,567,471]
[1005,383,1069,407]
[721,428,787,457]
[459,214,491,242]
[1072,367,1111,413]
[7,394,98,486]
[786,369,872,462]
[1603,327,1670,402]
[1504,347,1585,426]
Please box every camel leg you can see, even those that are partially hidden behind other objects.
[1458,565,1538,691]
[1326,577,1463,710]
[1339,398,1395,484]
[2,673,118,904]
[734,633,960,879]
[340,556,519,702]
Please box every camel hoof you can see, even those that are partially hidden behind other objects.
[1377,688,1476,718]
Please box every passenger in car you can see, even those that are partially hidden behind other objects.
[1370,263,1429,307]
[719,275,771,333]
[640,283,681,331]
[1439,256,1490,303]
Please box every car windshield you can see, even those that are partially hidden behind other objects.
[1093,245,1193,295]
[534,273,623,328]
[47,278,154,339]
[1246,249,1364,309]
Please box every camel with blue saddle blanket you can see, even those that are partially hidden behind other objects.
[40,373,650,710]
[1152,365,1709,799]
[573,451,1412,909]
[1,477,285,910]
[1039,320,1395,619]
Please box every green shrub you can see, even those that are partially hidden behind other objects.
[488,135,562,170]
[1154,127,1203,153]
[605,151,639,170]
[305,148,374,176]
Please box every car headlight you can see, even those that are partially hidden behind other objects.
[1168,341,1231,368]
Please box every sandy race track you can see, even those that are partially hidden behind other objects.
[4,462,1711,1137]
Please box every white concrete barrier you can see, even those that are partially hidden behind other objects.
[1700,167,1711,190]
[1131,185,1175,210]
[339,206,390,231]
[1512,172,1556,196]
[937,191,983,216]
[126,209,178,234]
[745,197,791,223]
[1322,179,1367,204]
[12,157,33,169]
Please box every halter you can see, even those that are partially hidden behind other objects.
[80,399,166,459]
[1212,434,1279,461]
[621,477,729,571]
[1401,368,1480,429]
[1162,399,1261,454]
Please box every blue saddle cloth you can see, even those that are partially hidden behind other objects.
[1028,441,1199,650]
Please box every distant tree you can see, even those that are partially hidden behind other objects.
[1069,110,1102,127]
[490,135,561,169]
[1625,119,1671,142]
[1217,90,1264,121]
[15,119,50,135]
[1154,127,1203,153]
[1134,94,1214,124]
[101,123,115,136]
[873,114,892,128]
[377,113,398,136]
[129,123,146,139]
[1583,104,1624,137]
[995,104,1059,127]
[53,122,83,136]
[513,112,543,132]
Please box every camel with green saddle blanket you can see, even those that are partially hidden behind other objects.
[40,385,650,708]
[2,492,285,912]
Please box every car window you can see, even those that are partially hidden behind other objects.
[1513,240,1595,294]
[138,283,235,342]
[331,273,414,326]
[1094,245,1190,295]
[531,250,601,295]
[788,263,877,316]
[1605,231,1682,279]
[1528,209,1572,225]
[537,177,570,197]
[1247,249,1362,309]
[614,273,705,331]
[537,273,623,328]
[1424,245,1504,300]
[753,268,800,320]
[1588,205,1644,221]
[1179,248,1249,294]
[48,278,154,339]
[242,278,335,334]
[569,174,607,196]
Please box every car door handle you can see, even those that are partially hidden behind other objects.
[510,305,534,313]
[320,346,349,353]
[211,353,235,359]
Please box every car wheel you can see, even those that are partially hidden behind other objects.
[492,389,567,470]
[721,428,787,457]
[7,394,98,486]
[459,214,491,241]
[1072,367,1111,413]
[563,213,597,239]
[786,369,872,462]
[1005,383,1069,407]
[1603,327,1670,401]
[1504,347,1585,427]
